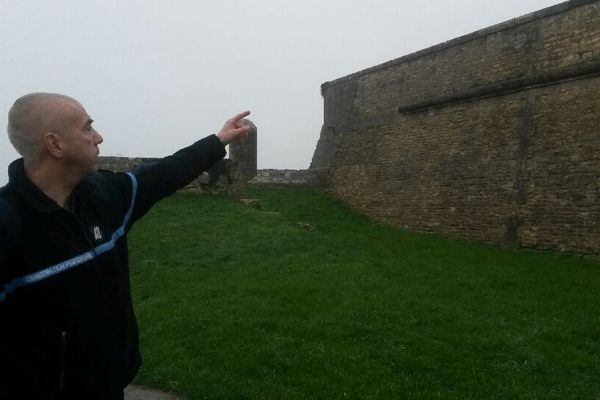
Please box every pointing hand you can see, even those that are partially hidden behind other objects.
[217,111,251,145]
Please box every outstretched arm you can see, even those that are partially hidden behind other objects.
[117,110,252,226]
[216,111,251,145]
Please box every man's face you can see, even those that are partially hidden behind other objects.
[55,99,104,174]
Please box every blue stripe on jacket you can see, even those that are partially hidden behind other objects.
[0,172,138,302]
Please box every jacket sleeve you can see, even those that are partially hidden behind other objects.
[128,134,227,224]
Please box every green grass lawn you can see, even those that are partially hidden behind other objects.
[128,187,600,400]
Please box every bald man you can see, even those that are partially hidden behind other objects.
[0,93,251,400]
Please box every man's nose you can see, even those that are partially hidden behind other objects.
[95,131,104,145]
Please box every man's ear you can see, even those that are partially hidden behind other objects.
[43,132,63,158]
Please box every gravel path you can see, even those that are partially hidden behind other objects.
[124,385,182,400]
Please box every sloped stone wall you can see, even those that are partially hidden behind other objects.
[311,0,600,254]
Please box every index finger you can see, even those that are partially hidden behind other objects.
[230,110,251,122]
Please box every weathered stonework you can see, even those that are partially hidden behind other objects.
[229,119,258,181]
[311,0,600,254]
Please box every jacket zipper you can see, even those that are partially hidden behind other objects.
[59,331,68,398]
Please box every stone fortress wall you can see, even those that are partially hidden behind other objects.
[310,0,600,254]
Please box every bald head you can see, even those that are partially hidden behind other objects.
[7,92,82,163]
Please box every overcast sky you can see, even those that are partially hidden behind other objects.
[1,0,561,184]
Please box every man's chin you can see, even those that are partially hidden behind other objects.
[87,161,100,174]
[92,154,101,171]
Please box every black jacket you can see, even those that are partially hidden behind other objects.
[0,135,226,399]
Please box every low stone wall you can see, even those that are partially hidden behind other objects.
[249,169,322,186]
[98,157,320,194]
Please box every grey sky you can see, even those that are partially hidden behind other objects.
[1,0,560,184]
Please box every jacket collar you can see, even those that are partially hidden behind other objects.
[7,158,97,213]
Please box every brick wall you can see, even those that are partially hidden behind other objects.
[311,0,600,254]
